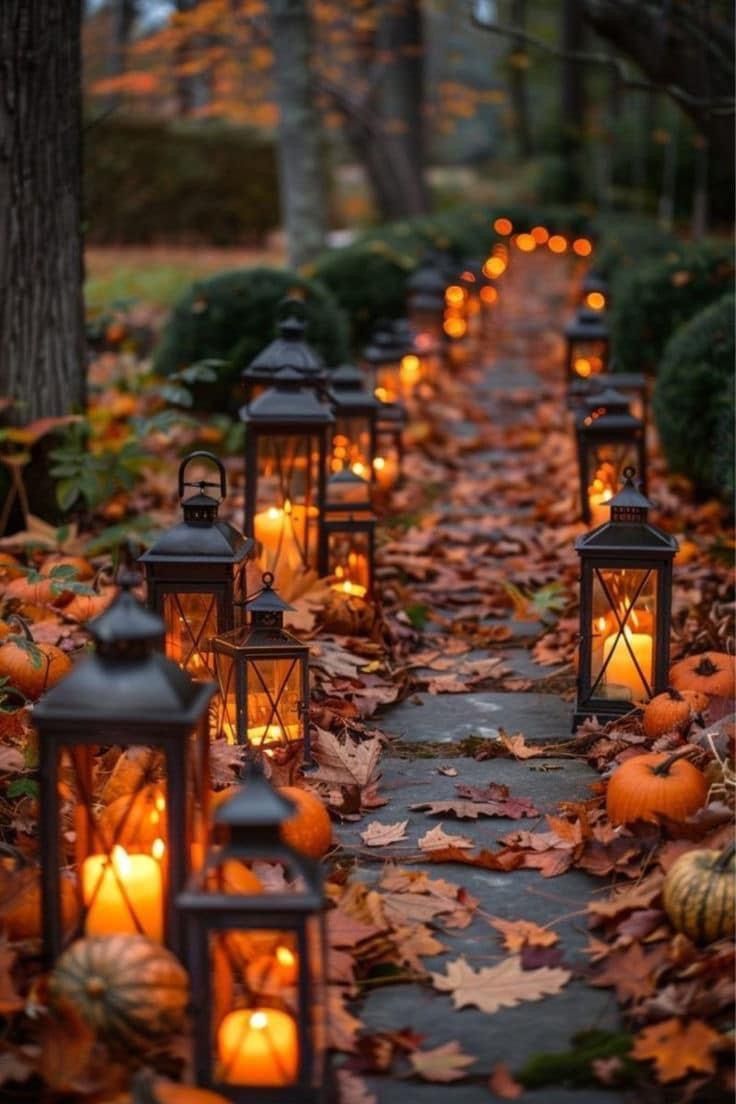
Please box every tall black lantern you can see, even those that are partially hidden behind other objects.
[212,574,310,760]
[362,324,412,405]
[140,452,256,681]
[35,577,214,964]
[374,400,406,495]
[177,764,327,1102]
[242,298,326,403]
[327,364,379,484]
[575,389,646,526]
[407,256,448,343]
[242,368,334,594]
[574,470,677,728]
[571,371,649,428]
[564,307,610,387]
[320,470,376,599]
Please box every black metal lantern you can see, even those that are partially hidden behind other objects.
[327,364,379,484]
[320,470,376,599]
[242,368,334,594]
[457,260,485,345]
[575,388,646,526]
[362,324,412,406]
[373,399,406,494]
[570,371,649,428]
[242,298,326,403]
[140,452,256,681]
[579,272,609,313]
[407,256,448,343]
[574,469,677,728]
[212,573,310,760]
[564,307,610,387]
[35,576,214,964]
[177,763,327,1102]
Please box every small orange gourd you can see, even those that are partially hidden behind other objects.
[662,843,736,944]
[0,618,72,700]
[606,751,708,826]
[669,651,735,699]
[279,786,332,859]
[642,688,707,739]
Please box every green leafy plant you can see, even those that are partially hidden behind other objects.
[49,422,148,514]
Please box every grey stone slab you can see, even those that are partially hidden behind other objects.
[380,691,571,744]
[358,1078,625,1104]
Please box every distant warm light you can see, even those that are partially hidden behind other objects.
[482,256,506,279]
[585,291,606,311]
[480,285,498,305]
[515,233,536,252]
[548,235,568,254]
[351,461,366,477]
[400,354,421,387]
[574,357,592,378]
[531,225,549,245]
[445,285,466,307]
[374,386,390,403]
[573,237,593,257]
[444,316,467,338]
[373,456,385,471]
[493,217,513,236]
[460,270,476,283]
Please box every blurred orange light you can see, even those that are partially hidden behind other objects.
[574,357,592,378]
[460,270,476,283]
[548,235,568,254]
[493,217,513,236]
[585,291,606,311]
[482,256,506,279]
[573,238,593,257]
[444,316,467,338]
[531,225,549,245]
[445,285,466,307]
[480,285,498,305]
[515,233,536,252]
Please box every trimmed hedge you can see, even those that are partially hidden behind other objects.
[85,117,279,245]
[609,242,734,373]
[153,267,349,412]
[589,216,678,281]
[654,293,735,502]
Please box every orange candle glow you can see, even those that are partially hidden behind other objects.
[217,1008,298,1086]
[602,626,652,699]
[373,454,398,490]
[585,291,606,311]
[588,478,614,527]
[82,844,164,942]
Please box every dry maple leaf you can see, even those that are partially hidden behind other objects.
[430,954,570,1014]
[631,1018,725,1083]
[418,824,473,851]
[488,916,558,953]
[488,1061,524,1099]
[311,728,382,790]
[408,1040,475,1082]
[335,1069,377,1104]
[589,943,660,1003]
[360,820,409,847]
[498,730,549,758]
[327,987,362,1053]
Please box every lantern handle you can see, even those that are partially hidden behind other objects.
[276,295,307,323]
[178,451,226,502]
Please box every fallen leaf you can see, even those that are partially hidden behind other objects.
[589,943,661,1003]
[0,947,23,1015]
[37,998,95,1090]
[422,845,525,872]
[360,820,409,847]
[311,728,382,790]
[418,824,474,851]
[488,916,558,952]
[327,987,362,1053]
[408,1040,475,1082]
[631,1018,724,1083]
[431,954,570,1014]
[488,1061,524,1098]
[498,731,549,758]
[335,1069,377,1104]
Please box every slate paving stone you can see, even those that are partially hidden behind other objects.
[357,1079,624,1104]
[380,691,572,744]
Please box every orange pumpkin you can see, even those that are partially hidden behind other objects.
[0,869,77,940]
[96,785,167,851]
[41,554,95,581]
[0,553,23,587]
[642,688,707,739]
[279,786,332,859]
[606,751,709,826]
[670,651,735,699]
[4,573,70,610]
[0,624,72,700]
[62,590,114,623]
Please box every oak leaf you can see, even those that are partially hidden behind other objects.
[488,916,558,953]
[360,820,408,847]
[430,954,569,1014]
[631,1018,724,1082]
[408,1040,475,1082]
[418,824,473,851]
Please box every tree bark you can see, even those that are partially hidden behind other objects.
[0,0,86,424]
[508,0,533,159]
[266,0,327,267]
[560,0,586,199]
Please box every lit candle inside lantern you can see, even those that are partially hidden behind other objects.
[247,722,300,749]
[249,945,299,988]
[602,624,652,699]
[217,1007,298,1086]
[332,578,367,598]
[399,354,422,394]
[574,357,592,378]
[373,455,398,491]
[588,477,614,526]
[82,844,164,942]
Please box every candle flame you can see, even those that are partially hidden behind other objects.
[586,291,606,310]
[596,616,607,632]
[111,845,130,876]
[267,506,281,520]
[373,456,386,471]
[445,285,465,307]
[152,838,165,861]
[250,1011,269,1030]
[276,946,295,968]
[351,461,366,477]
[575,357,592,378]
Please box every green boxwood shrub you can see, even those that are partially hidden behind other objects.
[85,117,279,245]
[590,215,678,281]
[654,293,735,502]
[152,267,349,412]
[609,242,734,373]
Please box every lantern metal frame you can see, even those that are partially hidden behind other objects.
[575,388,646,525]
[362,324,412,406]
[34,577,214,965]
[320,470,377,599]
[241,368,334,580]
[579,272,609,311]
[140,452,256,680]
[177,766,328,1103]
[242,298,326,403]
[211,574,311,762]
[568,370,648,427]
[573,470,677,729]
[374,399,406,493]
[564,307,610,388]
[327,364,379,485]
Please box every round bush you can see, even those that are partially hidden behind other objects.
[610,242,734,374]
[654,293,735,502]
[591,216,678,281]
[152,267,349,412]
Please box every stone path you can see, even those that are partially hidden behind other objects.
[334,253,631,1102]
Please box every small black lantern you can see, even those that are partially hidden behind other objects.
[242,369,334,595]
[242,298,326,403]
[575,388,646,526]
[177,764,327,1102]
[362,323,412,406]
[320,470,376,599]
[327,364,379,484]
[579,272,609,313]
[407,256,448,343]
[140,452,256,681]
[35,577,214,963]
[373,399,406,494]
[574,469,677,728]
[564,307,610,387]
[212,574,310,760]
[570,371,649,428]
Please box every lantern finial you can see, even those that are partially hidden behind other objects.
[609,467,651,523]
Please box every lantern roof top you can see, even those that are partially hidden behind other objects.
[246,572,294,615]
[407,255,450,295]
[582,272,609,295]
[244,297,324,380]
[241,368,335,425]
[363,324,412,363]
[215,760,295,829]
[575,469,677,556]
[565,308,609,340]
[328,365,380,410]
[575,388,641,433]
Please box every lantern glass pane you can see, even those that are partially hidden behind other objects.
[409,305,442,340]
[374,427,401,491]
[214,651,240,745]
[329,530,370,596]
[253,434,319,594]
[585,442,639,527]
[590,568,657,701]
[570,341,606,379]
[247,656,302,750]
[163,592,218,678]
[374,361,401,405]
[333,418,371,479]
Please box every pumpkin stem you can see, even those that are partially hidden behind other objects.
[715,841,736,870]
[651,748,696,776]
[5,614,33,643]
[694,656,720,677]
[665,687,684,701]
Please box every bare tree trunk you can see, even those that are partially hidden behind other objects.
[0,0,86,423]
[560,0,586,199]
[266,0,327,267]
[508,0,533,159]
